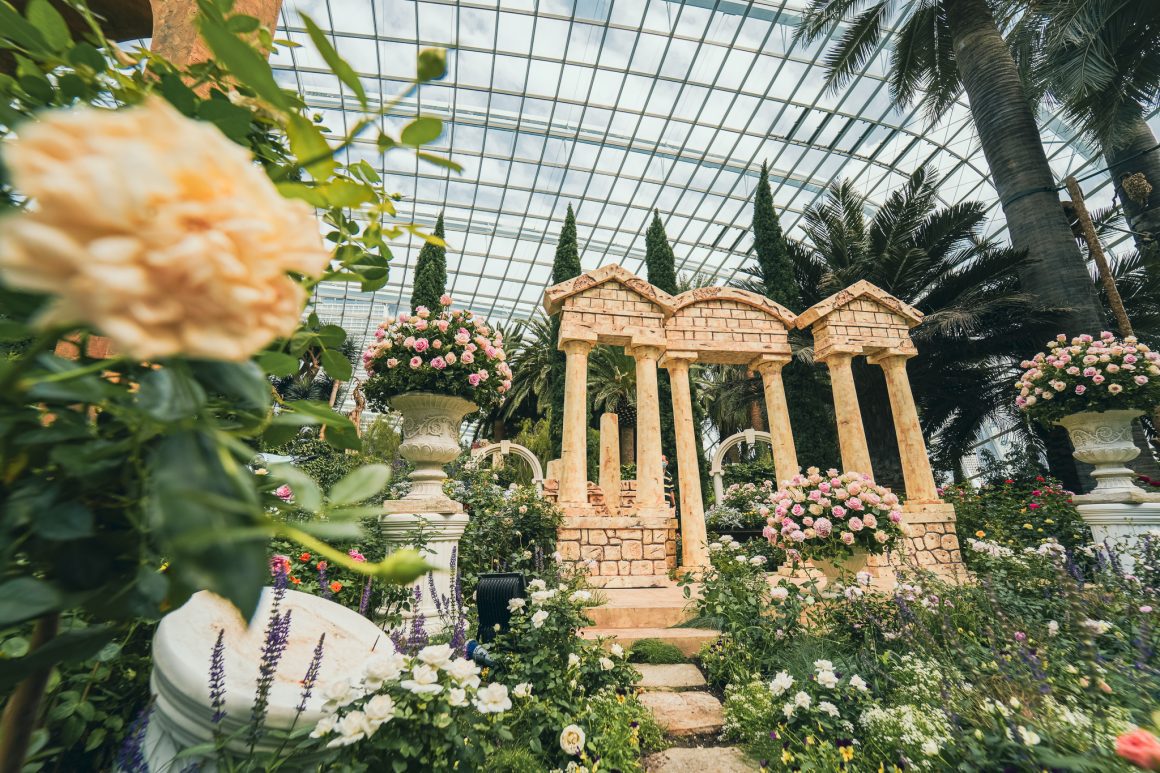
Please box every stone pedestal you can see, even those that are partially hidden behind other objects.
[1078,501,1160,573]
[557,514,678,588]
[146,588,385,770]
[380,506,467,630]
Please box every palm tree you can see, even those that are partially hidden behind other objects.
[789,165,1066,484]
[479,316,558,440]
[797,0,1104,335]
[587,345,638,463]
[1004,0,1160,257]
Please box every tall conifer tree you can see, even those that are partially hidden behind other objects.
[752,163,800,309]
[410,213,447,313]
[548,205,582,458]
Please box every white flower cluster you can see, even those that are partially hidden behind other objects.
[311,642,512,748]
[769,661,869,723]
[859,704,953,769]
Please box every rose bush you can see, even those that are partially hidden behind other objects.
[1016,332,1160,423]
[362,300,511,411]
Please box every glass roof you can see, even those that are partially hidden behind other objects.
[270,0,1157,368]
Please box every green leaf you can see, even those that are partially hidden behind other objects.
[66,42,106,71]
[316,324,347,347]
[0,577,62,626]
[320,348,353,381]
[416,48,447,82]
[225,13,260,33]
[377,549,434,585]
[301,14,367,106]
[324,179,375,208]
[195,4,288,110]
[159,73,198,116]
[0,626,114,692]
[324,421,361,451]
[416,152,463,173]
[400,117,442,147]
[276,182,329,207]
[25,0,71,51]
[34,501,94,541]
[198,98,253,143]
[288,399,353,429]
[191,360,271,412]
[137,366,208,422]
[0,0,50,52]
[292,520,363,540]
[287,113,336,179]
[328,464,391,506]
[270,463,322,512]
[257,351,300,377]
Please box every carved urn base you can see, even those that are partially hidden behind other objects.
[1058,410,1146,501]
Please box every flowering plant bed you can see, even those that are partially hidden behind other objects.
[763,467,903,560]
[362,299,511,411]
[1015,332,1160,423]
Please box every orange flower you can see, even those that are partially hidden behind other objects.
[299,552,311,562]
[329,581,343,593]
[290,576,301,585]
[1117,729,1160,770]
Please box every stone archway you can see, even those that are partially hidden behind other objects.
[471,440,545,493]
[709,428,774,503]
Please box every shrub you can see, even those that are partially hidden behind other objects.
[627,639,686,664]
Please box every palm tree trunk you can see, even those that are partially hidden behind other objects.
[620,425,635,465]
[946,0,1103,334]
[1104,116,1160,257]
[749,398,766,432]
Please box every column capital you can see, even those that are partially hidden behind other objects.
[749,354,792,374]
[659,351,698,369]
[817,350,856,366]
[559,337,596,355]
[866,350,916,367]
[626,341,665,360]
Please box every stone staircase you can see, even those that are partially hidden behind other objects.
[580,586,718,656]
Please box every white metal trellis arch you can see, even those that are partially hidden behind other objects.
[710,428,774,503]
[471,440,546,493]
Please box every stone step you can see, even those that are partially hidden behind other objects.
[634,663,706,691]
[644,747,755,772]
[580,626,719,657]
[639,690,724,737]
[588,586,697,629]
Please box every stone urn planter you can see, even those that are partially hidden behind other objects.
[1057,409,1148,500]
[380,392,477,630]
[815,550,870,583]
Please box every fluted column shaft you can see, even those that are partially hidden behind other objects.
[753,359,798,485]
[824,353,874,477]
[877,354,939,502]
[631,344,666,510]
[663,356,708,568]
[560,339,594,505]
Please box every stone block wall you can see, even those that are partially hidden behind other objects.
[556,515,678,588]
[560,283,665,341]
[667,298,787,351]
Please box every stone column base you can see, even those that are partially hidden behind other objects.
[557,513,677,588]
[1078,501,1160,574]
[379,508,468,631]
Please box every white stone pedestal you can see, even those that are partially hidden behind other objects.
[144,588,386,771]
[1078,501,1160,573]
[380,506,467,630]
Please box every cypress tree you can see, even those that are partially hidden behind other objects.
[642,211,710,512]
[752,163,800,309]
[410,213,447,313]
[548,206,583,459]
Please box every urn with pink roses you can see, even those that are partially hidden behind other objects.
[764,467,904,579]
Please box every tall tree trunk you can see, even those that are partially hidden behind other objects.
[1104,117,1160,256]
[749,397,766,432]
[946,0,1103,335]
[620,425,635,465]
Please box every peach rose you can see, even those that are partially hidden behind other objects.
[1117,729,1160,770]
[0,99,329,360]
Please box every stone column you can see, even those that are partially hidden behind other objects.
[752,357,799,485]
[599,412,621,511]
[560,339,594,506]
[823,353,874,477]
[662,353,709,569]
[874,354,939,502]
[629,343,666,511]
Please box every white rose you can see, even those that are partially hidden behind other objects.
[793,691,811,709]
[364,694,396,729]
[769,671,794,696]
[569,590,592,603]
[560,724,586,756]
[818,701,839,717]
[568,653,581,668]
[599,657,615,671]
[444,658,482,687]
[921,740,939,756]
[814,659,834,672]
[327,711,372,748]
[322,678,358,708]
[848,674,869,692]
[531,610,550,628]
[528,579,547,591]
[400,664,443,695]
[508,597,526,612]
[770,587,789,602]
[512,682,533,699]
[610,643,625,658]
[309,714,336,738]
[363,653,406,687]
[474,683,512,714]
[447,687,469,707]
[531,589,558,604]
[816,670,839,689]
[417,643,454,669]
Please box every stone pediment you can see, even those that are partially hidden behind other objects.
[543,264,676,316]
[795,280,922,329]
[671,286,797,328]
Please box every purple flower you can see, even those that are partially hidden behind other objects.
[209,628,227,727]
[116,703,153,773]
[296,633,326,715]
[358,577,374,617]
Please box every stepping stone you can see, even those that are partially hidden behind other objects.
[580,626,720,657]
[639,691,724,736]
[635,663,706,691]
[644,746,755,772]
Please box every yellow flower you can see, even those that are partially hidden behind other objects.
[839,745,855,762]
[975,530,986,537]
[0,99,329,361]
[806,735,815,745]
[781,750,794,764]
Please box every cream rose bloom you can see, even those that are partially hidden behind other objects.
[0,98,330,360]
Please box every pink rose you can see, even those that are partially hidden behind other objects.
[1075,385,1087,395]
[398,312,410,323]
[455,333,470,345]
[413,338,429,352]
[386,358,399,368]
[840,532,855,545]
[445,352,457,365]
[1136,375,1149,385]
[348,549,366,562]
[847,497,863,511]
[409,356,422,368]
[414,319,429,331]
[374,328,385,339]
[275,484,293,502]
[436,319,450,332]
[432,339,442,349]
[431,357,447,370]
[889,510,902,523]
[1116,729,1160,770]
[478,369,489,381]
[461,351,474,364]
[502,379,512,390]
[862,514,877,529]
[790,529,806,543]
[791,504,804,516]
[404,336,416,348]
[439,294,453,306]
[848,517,864,532]
[813,517,832,537]
[416,306,431,319]
[832,505,847,518]
[467,373,482,387]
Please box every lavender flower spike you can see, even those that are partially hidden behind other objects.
[209,628,227,726]
[249,608,293,747]
[296,633,326,714]
[358,577,374,618]
[116,702,153,773]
